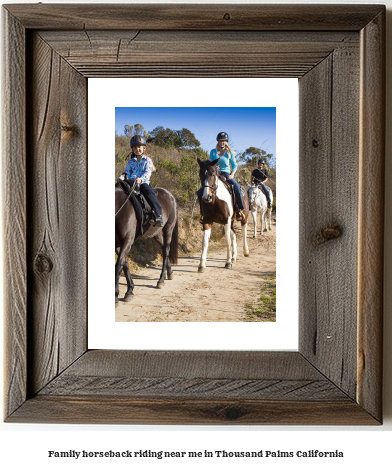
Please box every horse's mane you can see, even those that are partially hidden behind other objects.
[202,159,218,170]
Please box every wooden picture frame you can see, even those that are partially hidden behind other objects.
[3,4,385,424]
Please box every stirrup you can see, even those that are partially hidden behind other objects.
[236,210,245,221]
[199,214,204,225]
[155,215,164,227]
[149,211,163,227]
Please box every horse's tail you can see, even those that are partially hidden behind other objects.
[169,219,179,265]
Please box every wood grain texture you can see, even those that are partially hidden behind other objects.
[4,4,383,31]
[56,350,330,379]
[38,30,358,78]
[299,41,360,399]
[27,33,87,396]
[6,351,377,424]
[9,396,379,425]
[2,9,27,419]
[37,351,346,401]
[357,9,385,422]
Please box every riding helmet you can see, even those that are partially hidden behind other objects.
[130,135,147,148]
[258,159,265,164]
[216,132,229,142]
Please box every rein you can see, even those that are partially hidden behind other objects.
[115,180,137,217]
[203,173,218,195]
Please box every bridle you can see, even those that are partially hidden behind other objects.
[202,169,218,197]
[249,184,261,204]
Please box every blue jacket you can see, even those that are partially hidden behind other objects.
[209,148,237,174]
[122,155,153,184]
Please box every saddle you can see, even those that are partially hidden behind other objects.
[117,179,156,238]
[218,175,246,219]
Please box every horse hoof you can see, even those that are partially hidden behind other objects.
[225,263,232,269]
[244,252,250,257]
[124,294,134,302]
[167,273,174,280]
[253,235,256,239]
[157,281,165,289]
[198,266,205,273]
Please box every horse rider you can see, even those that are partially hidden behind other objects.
[197,131,246,223]
[250,158,271,209]
[119,135,163,227]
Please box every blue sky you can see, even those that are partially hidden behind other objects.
[115,107,276,160]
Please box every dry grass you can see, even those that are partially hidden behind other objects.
[245,276,276,322]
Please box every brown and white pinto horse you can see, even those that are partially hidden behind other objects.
[197,158,249,272]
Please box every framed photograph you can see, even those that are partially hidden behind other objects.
[88,82,298,349]
[3,4,385,424]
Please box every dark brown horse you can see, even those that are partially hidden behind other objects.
[115,183,178,305]
[197,158,249,272]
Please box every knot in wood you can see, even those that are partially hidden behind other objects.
[34,253,53,274]
[61,124,77,134]
[223,13,231,21]
[315,225,342,245]
[223,405,244,420]
[312,139,319,148]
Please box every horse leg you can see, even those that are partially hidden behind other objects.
[224,218,233,269]
[116,248,135,301]
[154,232,169,288]
[123,260,135,301]
[115,238,133,305]
[230,226,237,262]
[165,221,177,280]
[263,207,268,233]
[268,207,272,230]
[260,208,266,235]
[242,221,249,256]
[198,226,211,272]
[166,242,174,280]
[251,208,257,238]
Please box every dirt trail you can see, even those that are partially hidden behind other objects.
[115,219,276,322]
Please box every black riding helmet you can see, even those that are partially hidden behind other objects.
[130,135,147,148]
[258,159,265,165]
[216,132,229,142]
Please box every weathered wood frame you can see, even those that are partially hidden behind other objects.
[3,4,385,424]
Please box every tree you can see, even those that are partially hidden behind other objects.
[124,124,133,138]
[176,128,200,148]
[239,147,274,168]
[147,126,200,149]
[147,126,179,148]
[124,123,148,139]
[133,123,147,137]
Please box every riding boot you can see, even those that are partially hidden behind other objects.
[261,183,271,209]
[236,209,246,221]
[149,209,164,227]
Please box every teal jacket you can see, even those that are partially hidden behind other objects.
[209,148,237,174]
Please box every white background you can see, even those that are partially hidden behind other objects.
[1,1,391,473]
[88,77,299,350]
